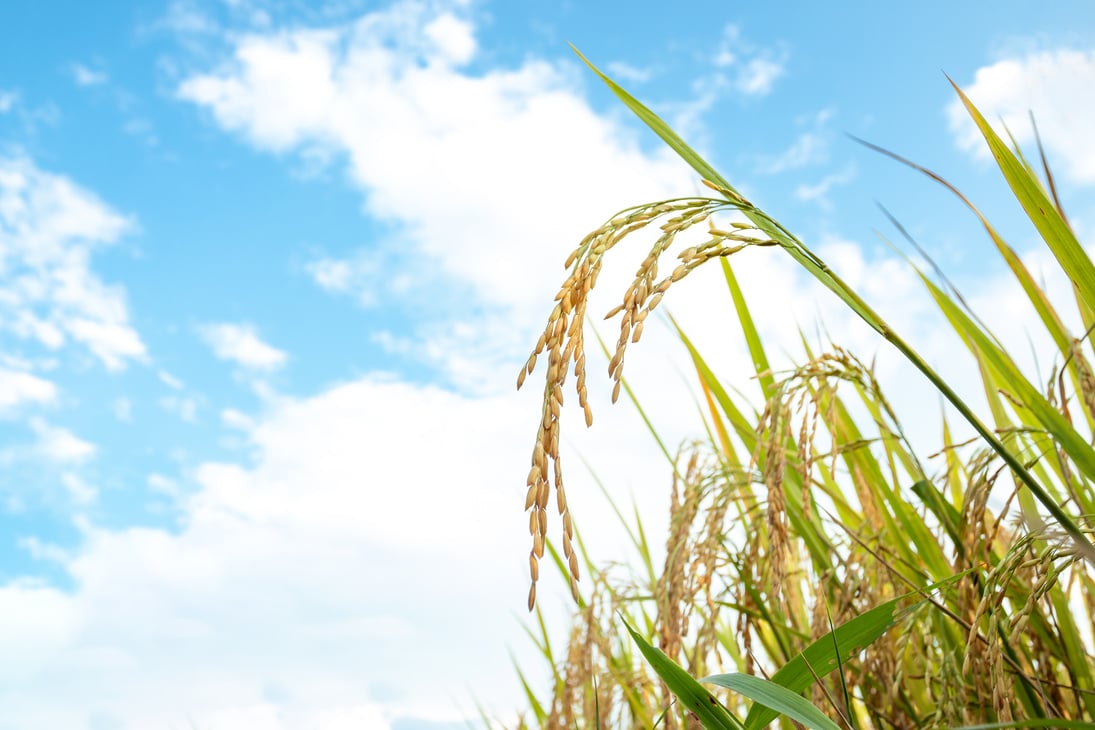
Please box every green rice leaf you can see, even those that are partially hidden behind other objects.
[950,721,1095,729]
[740,596,903,729]
[622,619,743,730]
[742,575,965,729]
[720,258,775,399]
[950,79,1095,317]
[570,45,733,195]
[704,673,841,730]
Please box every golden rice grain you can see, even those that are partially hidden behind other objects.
[517,194,762,609]
[523,484,536,511]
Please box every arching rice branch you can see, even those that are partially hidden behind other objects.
[517,192,778,608]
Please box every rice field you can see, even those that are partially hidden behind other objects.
[503,52,1095,729]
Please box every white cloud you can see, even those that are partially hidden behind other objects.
[200,322,287,370]
[221,407,254,430]
[176,0,701,397]
[306,257,353,291]
[670,25,788,135]
[158,370,184,389]
[948,49,1095,184]
[176,1,695,326]
[157,0,218,35]
[0,155,146,371]
[738,57,784,96]
[160,394,199,423]
[0,368,57,411]
[794,164,857,208]
[70,63,108,87]
[0,90,16,113]
[112,397,133,422]
[29,418,96,464]
[0,375,585,727]
[304,255,385,307]
[147,473,179,496]
[764,131,826,172]
[18,536,70,563]
[422,12,476,65]
[759,110,834,174]
[65,318,146,370]
[61,472,97,504]
[605,61,652,84]
[711,23,787,96]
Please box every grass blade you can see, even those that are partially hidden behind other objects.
[622,619,743,730]
[704,673,842,730]
[742,575,965,729]
[949,77,1095,316]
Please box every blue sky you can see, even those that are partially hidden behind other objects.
[2,1,1095,728]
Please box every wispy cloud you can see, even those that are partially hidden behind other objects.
[794,164,857,209]
[29,418,96,464]
[177,0,694,376]
[669,23,789,135]
[0,369,57,411]
[763,131,827,172]
[158,370,184,389]
[756,108,835,174]
[711,23,788,97]
[69,63,108,87]
[159,394,199,423]
[112,397,133,422]
[60,472,97,504]
[0,156,146,372]
[606,60,653,84]
[199,322,287,370]
[305,254,383,306]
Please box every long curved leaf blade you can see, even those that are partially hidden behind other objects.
[741,574,965,729]
[739,596,902,729]
[704,673,841,730]
[569,45,732,194]
[950,79,1095,316]
[622,620,741,730]
[951,721,1095,730]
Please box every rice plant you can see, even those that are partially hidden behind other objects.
[506,50,1095,729]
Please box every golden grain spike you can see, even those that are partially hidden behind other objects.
[527,583,536,612]
[537,481,550,509]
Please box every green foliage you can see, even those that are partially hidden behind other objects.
[501,52,1095,730]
